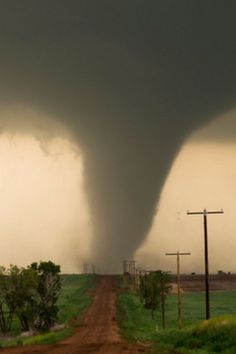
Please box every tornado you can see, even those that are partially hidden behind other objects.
[0,1,235,271]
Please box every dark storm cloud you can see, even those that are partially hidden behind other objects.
[0,1,235,270]
[191,110,236,143]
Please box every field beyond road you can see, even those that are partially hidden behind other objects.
[0,276,149,354]
[117,277,236,354]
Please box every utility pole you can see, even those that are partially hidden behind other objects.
[138,269,144,302]
[92,264,96,274]
[144,270,148,306]
[166,251,191,328]
[135,268,140,290]
[160,274,165,329]
[131,260,137,288]
[187,208,223,320]
[123,260,136,276]
[122,260,127,274]
[83,263,88,274]
[122,260,136,288]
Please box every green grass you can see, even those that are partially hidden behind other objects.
[117,292,158,342]
[0,328,73,348]
[0,274,97,348]
[57,273,97,325]
[156,316,236,354]
[165,291,236,328]
[117,290,236,353]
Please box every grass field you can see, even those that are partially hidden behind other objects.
[0,274,97,348]
[167,291,236,328]
[117,290,236,353]
[57,273,97,324]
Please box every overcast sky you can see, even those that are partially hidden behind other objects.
[136,109,236,274]
[0,2,235,272]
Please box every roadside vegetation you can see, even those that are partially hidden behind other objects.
[0,261,61,335]
[20,273,97,347]
[57,273,97,325]
[117,277,236,353]
[0,265,97,348]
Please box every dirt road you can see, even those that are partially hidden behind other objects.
[0,276,149,354]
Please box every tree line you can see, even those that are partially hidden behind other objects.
[123,269,171,328]
[0,261,61,334]
[139,270,171,328]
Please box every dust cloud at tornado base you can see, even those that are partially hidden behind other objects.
[0,2,235,271]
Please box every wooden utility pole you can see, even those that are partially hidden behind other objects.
[83,263,88,274]
[187,208,223,320]
[122,260,136,288]
[92,264,96,274]
[122,260,127,274]
[123,260,136,275]
[166,251,191,328]
[160,275,165,329]
[144,270,148,306]
[138,269,144,302]
[135,268,140,290]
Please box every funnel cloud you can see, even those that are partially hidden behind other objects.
[0,1,235,270]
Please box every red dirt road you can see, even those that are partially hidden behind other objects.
[0,276,149,354]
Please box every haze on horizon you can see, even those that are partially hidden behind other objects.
[0,1,235,272]
[0,110,235,274]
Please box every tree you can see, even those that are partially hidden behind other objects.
[0,266,15,334]
[144,271,161,319]
[139,273,146,302]
[158,271,172,328]
[30,261,61,331]
[0,261,61,334]
[142,270,171,325]
[13,267,39,331]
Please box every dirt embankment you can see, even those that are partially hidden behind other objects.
[0,276,148,354]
